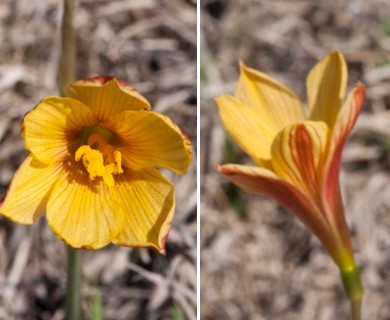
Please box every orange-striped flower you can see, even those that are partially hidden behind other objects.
[216,52,365,272]
[0,77,192,252]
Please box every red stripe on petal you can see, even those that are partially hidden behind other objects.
[291,124,317,189]
[271,121,330,203]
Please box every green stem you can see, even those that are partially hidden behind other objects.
[351,296,362,320]
[66,246,82,320]
[60,0,81,317]
[60,0,80,318]
[59,0,76,95]
[341,265,363,320]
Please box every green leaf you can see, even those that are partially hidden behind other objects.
[91,287,103,320]
[171,306,184,320]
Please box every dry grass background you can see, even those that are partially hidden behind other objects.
[0,0,196,319]
[200,0,389,319]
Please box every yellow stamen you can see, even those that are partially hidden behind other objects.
[75,133,123,186]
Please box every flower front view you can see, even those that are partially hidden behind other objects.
[216,52,365,277]
[0,77,192,252]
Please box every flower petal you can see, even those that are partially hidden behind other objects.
[271,121,330,201]
[235,63,306,132]
[22,97,97,164]
[112,168,174,253]
[0,155,62,224]
[217,164,328,240]
[218,163,354,268]
[216,95,274,167]
[67,77,151,122]
[46,161,125,249]
[322,84,366,221]
[307,51,347,129]
[111,110,192,175]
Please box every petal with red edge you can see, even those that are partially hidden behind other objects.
[46,161,125,249]
[271,121,330,201]
[217,164,328,240]
[235,63,305,132]
[216,95,274,167]
[23,97,97,164]
[218,164,355,267]
[111,110,192,175]
[0,155,62,224]
[307,51,347,129]
[112,168,175,254]
[67,77,151,122]
[322,84,366,224]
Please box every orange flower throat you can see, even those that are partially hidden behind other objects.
[75,133,123,187]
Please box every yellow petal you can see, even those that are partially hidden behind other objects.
[0,155,62,224]
[22,97,97,164]
[112,168,175,254]
[67,77,151,122]
[216,95,274,167]
[235,63,305,132]
[111,110,192,175]
[307,51,347,129]
[46,161,125,249]
[271,121,330,201]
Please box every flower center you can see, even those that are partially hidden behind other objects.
[75,133,123,187]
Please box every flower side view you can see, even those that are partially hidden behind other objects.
[0,77,192,252]
[216,52,365,305]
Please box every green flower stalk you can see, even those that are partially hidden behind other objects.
[59,0,76,96]
[60,1,81,319]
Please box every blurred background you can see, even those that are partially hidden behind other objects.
[201,0,389,319]
[0,0,196,319]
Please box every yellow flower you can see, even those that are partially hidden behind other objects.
[216,52,365,272]
[0,76,192,252]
